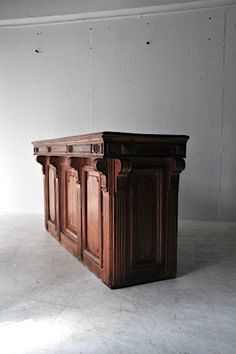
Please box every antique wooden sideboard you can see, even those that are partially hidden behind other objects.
[32,132,189,288]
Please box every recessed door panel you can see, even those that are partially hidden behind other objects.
[47,163,59,240]
[66,172,79,236]
[48,165,56,223]
[130,169,163,272]
[86,172,101,259]
[60,163,81,258]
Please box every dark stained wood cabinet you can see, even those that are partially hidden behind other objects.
[33,132,189,288]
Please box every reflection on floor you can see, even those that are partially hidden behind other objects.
[0,214,235,354]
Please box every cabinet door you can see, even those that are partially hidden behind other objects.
[83,168,103,277]
[61,168,81,258]
[60,166,82,258]
[47,164,59,239]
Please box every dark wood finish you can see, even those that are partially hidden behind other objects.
[33,132,189,288]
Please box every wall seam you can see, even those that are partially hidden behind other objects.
[89,27,93,132]
[218,7,227,221]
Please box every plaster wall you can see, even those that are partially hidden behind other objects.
[0,2,235,220]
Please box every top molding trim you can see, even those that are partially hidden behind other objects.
[0,0,236,28]
[32,131,189,159]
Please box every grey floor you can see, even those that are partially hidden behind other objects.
[0,215,236,354]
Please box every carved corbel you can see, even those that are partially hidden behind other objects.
[36,156,48,175]
[172,158,186,174]
[115,159,132,192]
[63,156,72,168]
[169,158,186,192]
[65,157,81,185]
[92,158,107,173]
[49,156,59,173]
[92,158,109,192]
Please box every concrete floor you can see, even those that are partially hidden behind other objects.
[0,215,236,354]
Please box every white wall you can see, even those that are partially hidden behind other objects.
[0,2,235,220]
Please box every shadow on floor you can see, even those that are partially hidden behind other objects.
[177,221,236,277]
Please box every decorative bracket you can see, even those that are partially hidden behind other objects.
[172,158,186,174]
[115,159,132,192]
[169,158,186,192]
[36,156,47,175]
[93,158,108,193]
[48,156,60,178]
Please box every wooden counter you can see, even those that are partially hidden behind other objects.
[32,131,189,288]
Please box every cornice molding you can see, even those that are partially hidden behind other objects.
[0,0,235,29]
